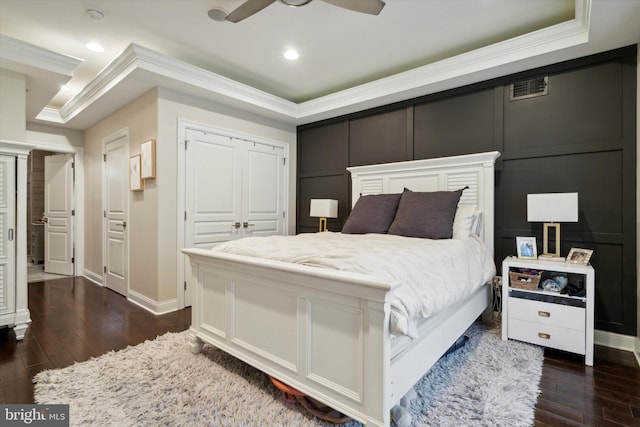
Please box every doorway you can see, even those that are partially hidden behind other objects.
[27,150,76,282]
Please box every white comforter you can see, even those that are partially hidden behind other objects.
[213,232,495,337]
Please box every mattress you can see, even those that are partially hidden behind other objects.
[213,232,495,337]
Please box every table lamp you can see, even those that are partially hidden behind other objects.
[310,199,338,232]
[527,192,578,261]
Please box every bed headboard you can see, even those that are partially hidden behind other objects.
[347,151,500,255]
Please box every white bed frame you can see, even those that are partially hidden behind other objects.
[183,151,500,426]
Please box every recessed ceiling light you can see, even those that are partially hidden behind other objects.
[86,8,105,22]
[284,49,300,60]
[60,85,69,91]
[86,42,104,53]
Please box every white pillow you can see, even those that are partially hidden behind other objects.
[452,204,480,239]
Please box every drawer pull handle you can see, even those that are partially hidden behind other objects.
[538,332,551,340]
[538,311,550,318]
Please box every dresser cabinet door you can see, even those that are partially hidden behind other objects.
[0,154,16,316]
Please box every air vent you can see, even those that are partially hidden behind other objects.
[509,76,548,101]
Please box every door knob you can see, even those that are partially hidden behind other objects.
[233,222,241,229]
[243,222,255,228]
[121,221,127,228]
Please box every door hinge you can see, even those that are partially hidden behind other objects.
[71,257,75,264]
[283,157,287,166]
[283,211,285,218]
[104,210,106,218]
[104,266,107,273]
[184,211,187,221]
[72,210,75,216]
[103,154,106,162]
[184,281,187,290]
[185,140,188,150]
[71,161,75,169]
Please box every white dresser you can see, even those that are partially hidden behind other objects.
[0,142,32,340]
[501,256,595,366]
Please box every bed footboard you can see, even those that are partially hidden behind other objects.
[183,247,397,426]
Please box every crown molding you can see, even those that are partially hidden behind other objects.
[59,44,140,123]
[35,106,64,124]
[59,43,299,125]
[298,0,591,120]
[0,35,81,77]
[132,44,299,117]
[39,0,593,127]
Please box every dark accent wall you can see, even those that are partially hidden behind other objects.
[297,46,637,336]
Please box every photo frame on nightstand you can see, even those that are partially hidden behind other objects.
[516,236,537,259]
[567,247,593,264]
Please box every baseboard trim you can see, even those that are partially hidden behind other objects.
[594,330,639,368]
[83,269,103,286]
[595,329,637,352]
[127,290,179,315]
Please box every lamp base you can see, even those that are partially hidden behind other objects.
[538,253,566,262]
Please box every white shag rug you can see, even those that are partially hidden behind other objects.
[34,321,543,426]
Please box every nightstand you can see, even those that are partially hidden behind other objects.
[501,256,594,366]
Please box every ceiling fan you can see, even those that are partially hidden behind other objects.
[225,0,386,23]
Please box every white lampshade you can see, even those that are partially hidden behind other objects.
[527,193,578,223]
[310,199,338,218]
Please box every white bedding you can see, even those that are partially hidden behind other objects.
[213,232,495,337]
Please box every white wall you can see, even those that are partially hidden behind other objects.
[0,69,26,143]
[26,122,83,150]
[83,89,158,297]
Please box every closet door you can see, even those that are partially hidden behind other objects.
[185,130,242,248]
[242,140,285,237]
[0,154,16,317]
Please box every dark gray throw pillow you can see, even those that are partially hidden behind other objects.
[341,193,402,234]
[387,189,463,239]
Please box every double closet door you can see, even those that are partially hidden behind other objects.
[185,130,286,249]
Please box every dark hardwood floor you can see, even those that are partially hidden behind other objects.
[1,277,638,426]
[0,277,191,404]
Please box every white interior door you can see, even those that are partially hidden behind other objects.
[185,130,242,248]
[183,131,241,307]
[0,155,16,316]
[243,141,285,237]
[104,135,128,296]
[44,154,74,275]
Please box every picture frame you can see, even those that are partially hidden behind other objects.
[516,236,537,259]
[567,247,593,264]
[140,139,156,179]
[129,155,144,191]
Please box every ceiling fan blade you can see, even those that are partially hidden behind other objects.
[321,0,385,15]
[226,0,277,23]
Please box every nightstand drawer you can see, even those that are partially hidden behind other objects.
[508,298,585,332]
[508,318,586,355]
